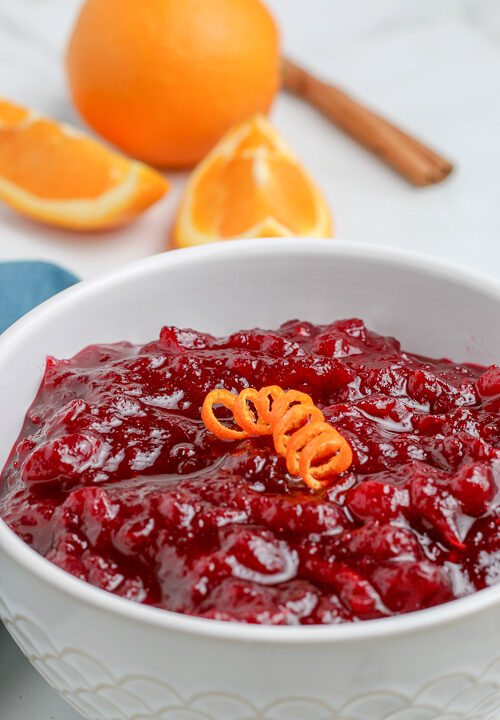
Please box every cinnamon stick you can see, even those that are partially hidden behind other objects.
[281,58,453,187]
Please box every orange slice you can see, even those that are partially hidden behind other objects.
[172,114,332,247]
[0,99,169,230]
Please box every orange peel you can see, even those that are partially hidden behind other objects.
[201,384,352,490]
[233,388,272,436]
[254,385,285,424]
[272,404,324,456]
[285,421,339,476]
[201,389,248,441]
[269,390,314,426]
[299,432,353,491]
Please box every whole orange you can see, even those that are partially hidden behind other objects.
[66,0,280,168]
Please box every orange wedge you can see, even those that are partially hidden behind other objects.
[0,99,169,230]
[172,113,332,247]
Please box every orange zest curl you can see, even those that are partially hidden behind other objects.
[201,385,353,491]
[254,385,285,425]
[234,388,273,436]
[299,430,353,491]
[201,389,249,440]
[272,404,324,456]
[269,389,314,426]
[285,420,336,476]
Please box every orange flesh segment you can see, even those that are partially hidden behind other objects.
[234,125,278,153]
[0,98,168,230]
[0,100,29,127]
[192,152,318,237]
[174,114,332,247]
[0,120,130,200]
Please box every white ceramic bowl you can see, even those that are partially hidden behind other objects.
[1,239,500,720]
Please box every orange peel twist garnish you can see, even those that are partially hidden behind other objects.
[272,404,324,456]
[285,420,336,475]
[201,385,353,491]
[201,389,249,440]
[299,430,353,491]
[233,388,273,436]
[254,385,285,425]
[269,389,314,426]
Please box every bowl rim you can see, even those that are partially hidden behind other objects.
[1,237,499,645]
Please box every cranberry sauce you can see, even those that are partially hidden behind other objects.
[1,319,499,624]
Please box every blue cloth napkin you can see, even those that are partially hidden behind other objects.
[0,260,79,334]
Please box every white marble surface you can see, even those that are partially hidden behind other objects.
[0,1,500,718]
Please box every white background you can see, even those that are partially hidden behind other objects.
[0,1,500,718]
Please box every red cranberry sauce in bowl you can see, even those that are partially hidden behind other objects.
[1,318,499,625]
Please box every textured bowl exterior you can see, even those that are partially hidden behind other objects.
[1,239,500,720]
[3,557,500,720]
